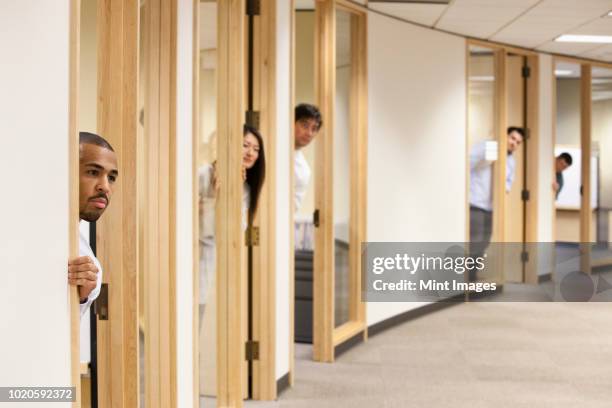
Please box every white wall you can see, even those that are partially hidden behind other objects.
[537,54,554,243]
[555,78,581,146]
[367,12,467,325]
[0,0,72,400]
[275,0,291,380]
[536,54,555,274]
[175,0,194,405]
[294,11,316,220]
[592,98,612,209]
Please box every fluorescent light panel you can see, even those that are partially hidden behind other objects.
[555,34,612,44]
[555,70,573,76]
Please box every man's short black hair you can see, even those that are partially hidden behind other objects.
[507,126,525,139]
[558,152,573,166]
[79,131,115,152]
[295,104,323,130]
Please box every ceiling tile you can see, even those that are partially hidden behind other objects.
[435,0,540,38]
[572,17,612,36]
[492,0,612,47]
[368,3,447,27]
[580,44,612,61]
[537,41,603,55]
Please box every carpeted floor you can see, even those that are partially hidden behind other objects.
[242,302,612,408]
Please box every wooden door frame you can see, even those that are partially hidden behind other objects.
[141,0,179,407]
[250,0,278,400]
[552,57,612,273]
[191,0,249,406]
[465,43,506,285]
[289,0,296,385]
[551,56,593,276]
[191,2,199,407]
[466,40,541,284]
[95,0,139,407]
[580,63,592,274]
[192,0,278,402]
[69,0,82,406]
[313,0,368,363]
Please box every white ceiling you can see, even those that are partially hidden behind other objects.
[368,0,612,62]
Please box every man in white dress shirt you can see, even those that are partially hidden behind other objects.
[68,132,118,317]
[469,126,524,279]
[294,104,322,212]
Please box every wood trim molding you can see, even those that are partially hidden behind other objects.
[95,0,139,406]
[251,0,278,400]
[551,58,558,279]
[315,0,368,361]
[332,321,366,347]
[467,38,537,57]
[217,0,246,405]
[580,64,592,274]
[289,0,296,387]
[142,0,178,406]
[313,0,335,363]
[191,1,200,407]
[524,54,540,284]
[465,41,471,244]
[69,0,82,406]
[493,49,508,246]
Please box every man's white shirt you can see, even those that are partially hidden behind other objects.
[469,140,516,211]
[79,222,103,317]
[294,150,311,212]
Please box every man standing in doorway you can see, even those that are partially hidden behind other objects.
[553,152,573,199]
[68,132,118,317]
[469,126,524,280]
[294,103,322,211]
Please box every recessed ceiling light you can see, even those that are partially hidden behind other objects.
[555,70,573,76]
[555,34,612,43]
[608,11,612,16]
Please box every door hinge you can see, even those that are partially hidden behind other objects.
[521,189,530,201]
[522,66,531,78]
[94,283,109,320]
[245,226,260,246]
[521,251,529,263]
[246,0,260,16]
[245,110,260,129]
[245,340,260,361]
[313,209,320,228]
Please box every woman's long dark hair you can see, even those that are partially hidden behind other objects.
[244,124,265,220]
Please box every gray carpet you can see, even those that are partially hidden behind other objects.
[246,302,612,407]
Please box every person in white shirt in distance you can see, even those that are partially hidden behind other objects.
[294,103,322,212]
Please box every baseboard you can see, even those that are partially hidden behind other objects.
[368,295,464,338]
[466,284,504,301]
[334,331,364,359]
[538,273,552,283]
[276,372,290,396]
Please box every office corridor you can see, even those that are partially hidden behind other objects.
[246,302,612,408]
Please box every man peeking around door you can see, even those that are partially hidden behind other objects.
[294,103,322,211]
[68,132,118,317]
